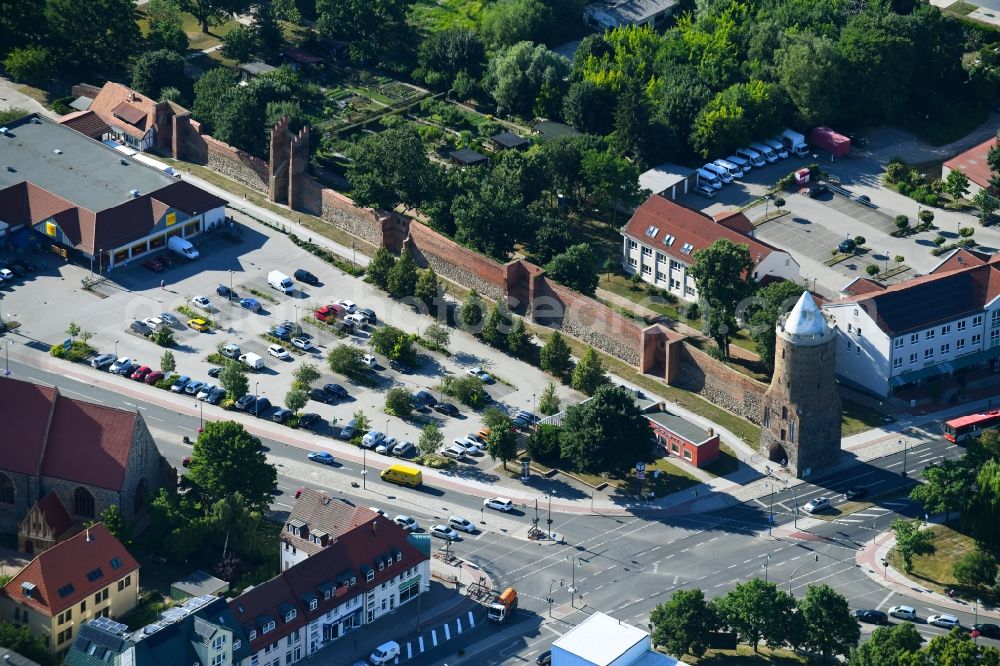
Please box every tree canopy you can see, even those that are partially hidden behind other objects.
[689,239,756,358]
[559,384,651,475]
[187,421,276,513]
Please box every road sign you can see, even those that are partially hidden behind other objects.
[635,462,646,480]
[63,338,73,350]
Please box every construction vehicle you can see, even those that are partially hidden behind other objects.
[488,587,518,623]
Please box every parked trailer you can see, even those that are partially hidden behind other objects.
[811,126,851,157]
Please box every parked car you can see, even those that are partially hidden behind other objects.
[130,320,153,336]
[394,515,419,532]
[115,361,138,376]
[467,367,493,383]
[362,353,377,368]
[430,525,459,541]
[217,285,236,299]
[974,623,1000,639]
[142,258,164,272]
[308,451,336,465]
[854,609,888,625]
[323,383,348,399]
[888,605,917,621]
[207,366,223,378]
[206,387,226,404]
[130,365,152,381]
[191,295,212,310]
[239,298,261,313]
[358,308,377,324]
[221,343,241,359]
[252,397,272,416]
[0,268,13,281]
[336,299,357,313]
[298,413,322,429]
[338,418,358,440]
[184,380,206,395]
[392,441,416,457]
[291,337,313,351]
[928,614,960,629]
[108,357,132,374]
[271,325,291,341]
[315,304,342,322]
[294,268,319,285]
[142,317,163,330]
[188,318,210,332]
[90,353,116,369]
[441,445,466,460]
[389,359,413,373]
[414,390,437,407]
[453,438,483,456]
[484,497,514,512]
[536,650,551,666]
[309,388,334,404]
[268,344,292,360]
[144,370,165,385]
[196,384,216,400]
[234,394,257,411]
[448,516,476,534]
[347,313,369,328]
[804,497,831,513]
[838,239,857,253]
[808,183,829,198]
[434,402,459,417]
[375,436,397,455]
[272,407,293,423]
[160,312,179,326]
[170,375,191,393]
[844,487,869,500]
[362,431,385,448]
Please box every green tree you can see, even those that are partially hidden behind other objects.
[347,127,429,211]
[775,33,842,126]
[160,350,176,374]
[747,281,804,372]
[292,362,321,389]
[219,361,249,400]
[152,326,175,347]
[182,0,251,33]
[545,244,600,295]
[316,0,413,67]
[284,389,308,413]
[384,387,414,417]
[650,588,717,657]
[688,239,756,358]
[507,318,528,356]
[563,79,616,135]
[192,67,240,133]
[97,504,131,546]
[387,247,419,298]
[943,169,971,201]
[0,622,55,666]
[559,384,651,475]
[866,264,881,278]
[538,382,560,415]
[252,1,285,61]
[132,49,188,100]
[485,41,569,116]
[480,0,549,48]
[265,99,308,135]
[967,460,1000,550]
[581,149,644,225]
[483,407,512,432]
[910,458,973,523]
[187,421,276,512]
[45,0,142,78]
[527,423,561,464]
[481,301,512,348]
[0,2,44,62]
[890,517,935,572]
[2,47,54,86]
[441,375,487,408]
[973,189,999,226]
[846,623,923,666]
[921,629,1000,664]
[486,423,519,469]
[370,325,417,365]
[540,330,572,378]
[953,549,998,590]
[571,347,609,396]
[146,0,189,54]
[67,322,80,339]
[352,409,371,433]
[452,181,527,259]
[417,28,486,89]
[714,578,797,653]
[531,216,574,265]
[424,322,451,350]
[366,247,397,291]
[414,268,443,310]
[213,85,268,157]
[460,290,485,330]
[419,422,444,454]
[328,344,367,379]
[798,584,860,662]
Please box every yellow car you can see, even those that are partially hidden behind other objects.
[187,318,210,332]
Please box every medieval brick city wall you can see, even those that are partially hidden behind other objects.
[406,221,507,302]
[172,114,268,194]
[320,188,383,247]
[674,343,767,424]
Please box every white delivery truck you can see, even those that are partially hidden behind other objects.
[703,163,734,183]
[781,129,810,157]
[696,168,723,190]
[736,146,766,167]
[239,352,265,371]
[168,236,199,260]
[749,141,778,163]
[763,137,789,159]
[267,270,294,295]
[713,159,744,179]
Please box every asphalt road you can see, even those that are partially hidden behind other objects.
[8,358,995,665]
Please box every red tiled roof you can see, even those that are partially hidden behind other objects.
[623,195,782,265]
[2,523,139,617]
[110,102,147,128]
[284,48,324,64]
[841,277,885,296]
[232,516,427,653]
[30,492,75,540]
[281,489,376,555]
[57,110,111,140]
[943,136,997,191]
[86,83,159,140]
[928,248,989,275]
[712,210,755,235]
[0,377,139,490]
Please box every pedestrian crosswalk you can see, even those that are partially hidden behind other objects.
[397,610,479,662]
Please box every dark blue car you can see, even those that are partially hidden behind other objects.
[240,298,261,313]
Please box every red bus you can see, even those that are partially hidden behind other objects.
[943,410,1000,442]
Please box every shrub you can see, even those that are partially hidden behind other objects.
[894,215,910,230]
[853,236,866,247]
[959,226,975,238]
[152,327,175,347]
[933,235,947,246]
[918,209,935,224]
[885,161,906,183]
[441,375,487,408]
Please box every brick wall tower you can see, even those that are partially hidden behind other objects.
[758,292,842,478]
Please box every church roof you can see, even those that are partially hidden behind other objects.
[784,292,828,336]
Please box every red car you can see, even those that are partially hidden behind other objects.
[144,370,164,385]
[295,487,304,498]
[130,365,152,381]
[142,258,164,272]
[315,304,342,322]
[182,456,191,467]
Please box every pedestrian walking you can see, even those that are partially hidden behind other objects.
[160,279,165,290]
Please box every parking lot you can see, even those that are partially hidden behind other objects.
[1,217,583,476]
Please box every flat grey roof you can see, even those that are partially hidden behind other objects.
[240,61,278,75]
[639,162,695,195]
[592,0,678,23]
[0,114,176,212]
[647,410,712,444]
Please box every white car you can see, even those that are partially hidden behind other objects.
[362,431,385,448]
[430,524,460,541]
[291,337,313,351]
[336,299,358,313]
[804,497,830,513]
[484,497,513,512]
[346,313,368,327]
[448,516,477,534]
[191,296,212,311]
[369,507,388,518]
[394,515,419,532]
[142,317,163,329]
[109,357,132,374]
[375,436,397,455]
[0,268,13,281]
[467,367,493,383]
[268,344,291,360]
[452,438,483,456]
[441,445,466,459]
[928,614,960,629]
[196,384,216,400]
[888,605,917,621]
[363,353,377,368]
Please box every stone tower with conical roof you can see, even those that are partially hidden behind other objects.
[758,292,842,478]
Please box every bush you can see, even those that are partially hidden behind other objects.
[853,236,866,247]
[894,215,910,230]
[933,235,947,246]
[384,387,414,417]
[152,327,175,347]
[885,161,906,183]
[959,226,976,238]
[441,375,487,408]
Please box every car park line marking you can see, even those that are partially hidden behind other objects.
[418,637,424,652]
[728,564,738,569]
[444,623,451,640]
[431,630,438,647]
[650,546,661,552]
[406,643,413,658]
[456,618,462,634]
[790,556,800,561]
[594,585,604,591]
[875,591,894,610]
[681,548,689,553]
[886,461,904,468]
[468,611,475,628]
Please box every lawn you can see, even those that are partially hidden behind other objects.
[135,8,241,53]
[841,398,889,437]
[683,644,810,665]
[408,0,486,35]
[887,523,998,604]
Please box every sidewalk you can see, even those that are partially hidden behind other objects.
[856,527,1000,620]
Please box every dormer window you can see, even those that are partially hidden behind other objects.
[323,590,331,600]
[285,610,296,622]
[249,630,257,641]
[263,621,275,634]
[396,553,402,563]
[309,599,318,611]
[644,226,658,239]
[350,576,357,586]
[378,561,384,571]
[366,570,375,582]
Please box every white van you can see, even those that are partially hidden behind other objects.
[167,236,199,260]
[749,142,778,163]
[369,641,400,665]
[736,147,766,167]
[239,352,265,371]
[725,154,751,173]
[267,270,294,295]
[696,168,723,190]
[713,159,744,179]
[702,163,733,184]
[763,138,789,159]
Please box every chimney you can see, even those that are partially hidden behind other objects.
[86,528,94,543]
[372,520,378,537]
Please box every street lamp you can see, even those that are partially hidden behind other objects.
[362,446,367,490]
[229,270,234,300]
[567,556,583,608]
[480,505,485,525]
[547,490,555,539]
[254,381,260,416]
[901,438,908,477]
[4,340,12,376]
[788,555,819,594]
[114,339,120,359]
[768,483,775,536]
[195,401,203,432]
[788,482,799,528]
[547,579,563,618]
[763,554,770,583]
[880,558,888,580]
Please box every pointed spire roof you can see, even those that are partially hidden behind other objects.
[784,292,828,336]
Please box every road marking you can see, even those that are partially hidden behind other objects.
[468,611,475,628]
[407,643,413,658]
[418,637,425,652]
[431,630,438,647]
[875,590,894,610]
[886,461,904,468]
[728,564,738,569]
[790,556,800,561]
[456,617,463,634]
[594,585,604,591]
[743,559,752,564]
[444,623,451,640]
[146,415,164,422]
[605,565,616,572]
[664,553,675,560]
[837,519,864,523]
[681,548,689,553]
[650,546,661,552]
[673,576,679,585]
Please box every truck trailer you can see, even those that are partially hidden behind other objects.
[811,127,851,157]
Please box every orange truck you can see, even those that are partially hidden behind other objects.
[488,587,518,623]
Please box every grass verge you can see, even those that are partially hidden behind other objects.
[886,523,997,604]
[841,398,889,437]
[682,645,808,665]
